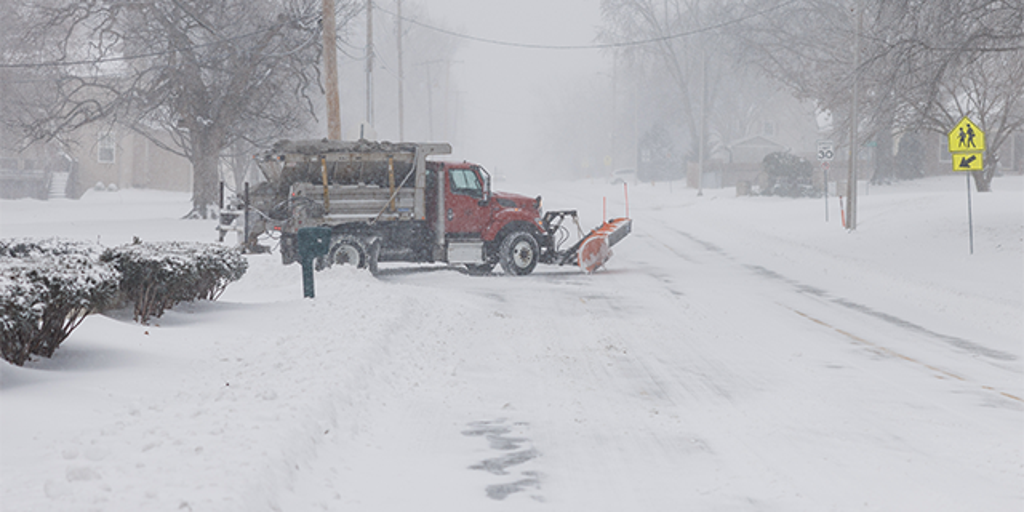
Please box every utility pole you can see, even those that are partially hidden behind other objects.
[697,44,706,197]
[365,0,375,130]
[443,59,451,140]
[845,2,863,230]
[693,1,705,196]
[396,0,404,141]
[633,65,639,174]
[611,51,617,174]
[425,64,434,140]
[322,0,341,140]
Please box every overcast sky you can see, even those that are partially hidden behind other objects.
[412,0,607,176]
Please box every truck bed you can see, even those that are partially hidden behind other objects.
[290,182,417,222]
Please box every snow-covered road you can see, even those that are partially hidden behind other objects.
[2,176,1021,511]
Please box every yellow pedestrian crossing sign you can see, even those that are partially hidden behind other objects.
[948,117,985,153]
[946,118,982,255]
[953,152,983,172]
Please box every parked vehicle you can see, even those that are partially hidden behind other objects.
[222,139,631,275]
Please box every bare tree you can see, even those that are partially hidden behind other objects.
[4,0,360,216]
[1,4,56,151]
[600,0,800,174]
[726,0,1024,191]
[600,0,706,162]
[871,0,1024,191]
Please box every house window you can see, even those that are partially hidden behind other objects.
[762,121,776,137]
[98,134,115,163]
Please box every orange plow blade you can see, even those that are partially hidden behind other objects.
[577,217,633,273]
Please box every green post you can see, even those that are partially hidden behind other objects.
[301,257,316,298]
[297,227,332,298]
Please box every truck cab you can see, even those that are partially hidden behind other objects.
[426,161,545,274]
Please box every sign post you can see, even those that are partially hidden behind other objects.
[947,117,985,254]
[817,140,834,222]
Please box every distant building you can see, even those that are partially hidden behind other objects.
[0,133,69,200]
[0,124,192,200]
[69,124,192,198]
[690,90,820,190]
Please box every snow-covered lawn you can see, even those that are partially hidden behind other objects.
[2,174,1021,511]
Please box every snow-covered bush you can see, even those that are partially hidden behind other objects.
[100,240,247,324]
[0,237,104,259]
[1,238,248,363]
[1,238,119,366]
[761,152,816,198]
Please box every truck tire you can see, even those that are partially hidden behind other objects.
[499,231,539,276]
[366,238,380,275]
[330,238,366,268]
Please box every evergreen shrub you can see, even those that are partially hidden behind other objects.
[2,238,248,365]
[761,152,816,197]
[1,239,119,365]
[100,240,247,324]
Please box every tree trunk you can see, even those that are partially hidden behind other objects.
[972,142,1002,192]
[188,136,222,218]
[973,164,994,192]
[871,118,895,184]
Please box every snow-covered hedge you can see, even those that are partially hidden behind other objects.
[1,238,248,365]
[1,239,119,366]
[100,240,247,324]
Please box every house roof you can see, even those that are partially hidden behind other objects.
[728,134,786,150]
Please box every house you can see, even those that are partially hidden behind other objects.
[0,145,63,200]
[67,124,192,198]
[1,124,192,200]
[689,90,821,190]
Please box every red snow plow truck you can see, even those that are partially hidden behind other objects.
[222,140,631,276]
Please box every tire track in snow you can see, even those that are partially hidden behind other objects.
[743,263,1017,362]
[641,218,1022,411]
[616,215,1024,505]
[645,220,1018,364]
[789,307,1022,404]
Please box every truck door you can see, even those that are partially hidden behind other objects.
[445,165,493,236]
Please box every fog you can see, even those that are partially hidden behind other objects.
[4,0,1018,197]
[424,0,605,179]
[333,0,607,181]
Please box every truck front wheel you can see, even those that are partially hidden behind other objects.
[499,231,539,276]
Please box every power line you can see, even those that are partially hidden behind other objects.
[376,0,799,51]
[0,13,318,70]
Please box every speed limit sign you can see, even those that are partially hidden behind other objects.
[817,140,835,161]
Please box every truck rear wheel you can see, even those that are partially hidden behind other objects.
[331,238,366,268]
[366,238,380,275]
[499,231,539,276]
